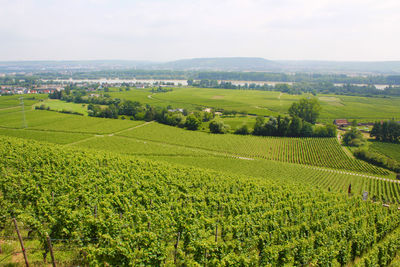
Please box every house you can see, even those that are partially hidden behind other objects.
[333,119,349,127]
[168,108,184,113]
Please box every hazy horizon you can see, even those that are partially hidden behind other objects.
[2,57,400,64]
[1,0,399,62]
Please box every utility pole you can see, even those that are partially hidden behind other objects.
[20,96,27,128]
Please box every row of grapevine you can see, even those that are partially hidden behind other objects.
[150,156,400,204]
[356,226,400,266]
[1,136,400,265]
[120,122,388,175]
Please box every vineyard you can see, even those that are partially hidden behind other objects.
[119,122,388,175]
[0,128,92,144]
[75,135,211,157]
[369,141,400,162]
[1,136,400,266]
[148,156,400,204]
[0,109,144,134]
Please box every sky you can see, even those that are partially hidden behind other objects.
[0,0,399,62]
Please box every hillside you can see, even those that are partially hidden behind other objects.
[1,136,400,265]
[158,57,282,71]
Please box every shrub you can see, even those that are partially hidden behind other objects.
[185,114,202,131]
[234,125,250,135]
[354,149,400,173]
[209,121,230,134]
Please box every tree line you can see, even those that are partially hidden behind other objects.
[188,79,400,97]
[371,120,400,143]
[28,70,400,85]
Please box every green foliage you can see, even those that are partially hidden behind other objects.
[343,127,365,147]
[253,115,336,138]
[234,124,250,135]
[288,98,321,124]
[120,122,387,175]
[371,120,400,143]
[369,141,400,162]
[209,120,230,134]
[354,149,400,173]
[150,156,400,204]
[185,114,202,130]
[1,136,400,265]
[356,227,400,267]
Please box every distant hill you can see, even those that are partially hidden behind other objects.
[157,57,282,71]
[1,58,400,74]
[157,58,400,74]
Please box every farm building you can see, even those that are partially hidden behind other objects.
[333,119,349,127]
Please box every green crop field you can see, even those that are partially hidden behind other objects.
[34,99,90,115]
[0,94,46,109]
[0,128,91,144]
[113,87,400,122]
[369,141,400,162]
[118,122,388,175]
[2,136,400,266]
[0,109,144,134]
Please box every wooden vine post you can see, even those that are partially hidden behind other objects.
[13,217,29,267]
[215,224,218,242]
[46,234,56,267]
[174,232,180,265]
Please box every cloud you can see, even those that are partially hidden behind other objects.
[0,0,399,61]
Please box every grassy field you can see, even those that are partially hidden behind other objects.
[118,122,388,175]
[107,87,400,123]
[34,99,90,115]
[0,94,47,109]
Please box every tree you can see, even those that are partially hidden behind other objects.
[288,98,321,124]
[253,116,266,136]
[209,121,230,134]
[185,114,202,130]
[371,120,400,143]
[277,116,290,136]
[343,127,365,147]
[300,121,314,137]
[234,125,250,135]
[325,124,337,137]
[288,116,302,137]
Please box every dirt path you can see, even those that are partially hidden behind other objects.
[303,164,400,184]
[66,121,154,146]
[0,106,20,111]
[336,132,355,159]
[112,121,154,135]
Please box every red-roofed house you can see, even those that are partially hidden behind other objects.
[333,119,349,127]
